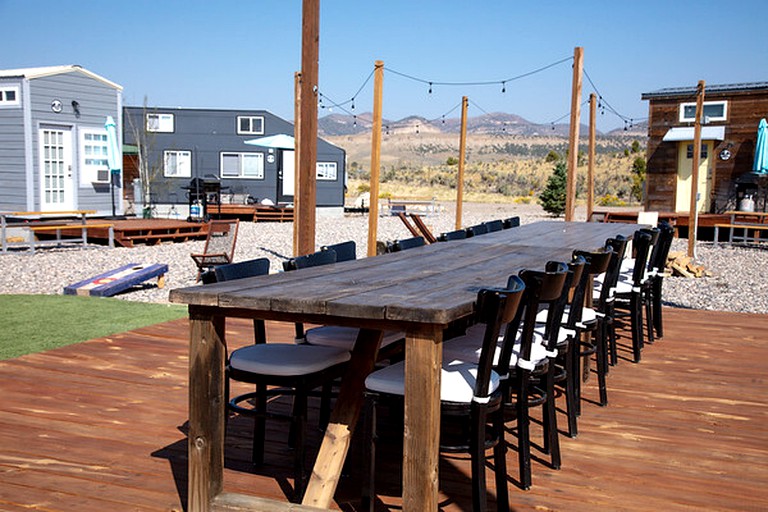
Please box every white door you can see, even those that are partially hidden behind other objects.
[39,127,74,211]
[675,141,711,213]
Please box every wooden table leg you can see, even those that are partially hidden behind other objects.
[188,306,227,512]
[403,326,442,511]
[302,328,382,508]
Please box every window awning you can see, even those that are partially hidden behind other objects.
[662,126,725,142]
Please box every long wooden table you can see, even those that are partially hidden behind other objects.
[169,220,639,511]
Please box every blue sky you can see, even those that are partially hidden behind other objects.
[3,0,767,131]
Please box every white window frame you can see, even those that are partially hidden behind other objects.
[236,116,265,135]
[679,100,728,123]
[316,161,337,181]
[146,113,175,133]
[80,128,111,184]
[0,85,20,107]
[163,150,192,177]
[220,152,265,179]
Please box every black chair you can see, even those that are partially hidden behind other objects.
[484,219,504,232]
[442,262,569,490]
[503,216,521,229]
[438,228,468,242]
[386,235,425,252]
[321,240,357,262]
[363,281,526,512]
[466,223,489,237]
[648,222,675,339]
[594,236,629,366]
[208,258,350,501]
[286,248,405,356]
[614,230,654,362]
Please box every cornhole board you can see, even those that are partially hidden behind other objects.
[64,263,168,297]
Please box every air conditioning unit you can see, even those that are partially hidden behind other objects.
[95,169,110,183]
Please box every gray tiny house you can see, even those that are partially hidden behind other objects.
[122,106,346,218]
[0,65,123,214]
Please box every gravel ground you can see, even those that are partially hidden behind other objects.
[1,203,765,315]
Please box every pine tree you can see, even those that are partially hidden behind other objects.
[538,161,567,216]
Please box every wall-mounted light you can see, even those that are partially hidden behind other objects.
[71,100,80,117]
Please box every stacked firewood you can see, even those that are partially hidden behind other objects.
[666,251,713,278]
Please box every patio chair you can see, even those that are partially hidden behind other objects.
[503,216,521,229]
[362,281,526,512]
[409,213,438,243]
[386,235,425,252]
[484,219,504,232]
[437,228,468,242]
[466,222,489,237]
[285,247,405,358]
[190,219,240,281]
[213,257,350,501]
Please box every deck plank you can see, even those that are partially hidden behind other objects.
[0,309,766,511]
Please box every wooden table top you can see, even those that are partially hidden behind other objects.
[171,221,638,327]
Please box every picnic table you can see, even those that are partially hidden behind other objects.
[714,210,768,245]
[169,220,639,511]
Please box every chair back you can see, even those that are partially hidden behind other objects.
[503,216,521,229]
[484,219,504,232]
[471,281,525,401]
[215,258,270,282]
[322,240,356,262]
[203,220,239,260]
[599,236,629,307]
[389,236,425,252]
[561,255,587,329]
[629,230,653,285]
[465,223,489,237]
[648,221,674,273]
[497,263,568,376]
[283,249,338,271]
[570,247,613,324]
[438,229,468,242]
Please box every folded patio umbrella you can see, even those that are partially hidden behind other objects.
[754,118,768,174]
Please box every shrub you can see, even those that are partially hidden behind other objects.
[538,162,567,216]
[597,194,627,207]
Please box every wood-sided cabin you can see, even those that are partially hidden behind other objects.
[641,82,768,213]
[122,106,346,218]
[0,65,123,214]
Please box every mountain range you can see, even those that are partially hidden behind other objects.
[318,111,647,138]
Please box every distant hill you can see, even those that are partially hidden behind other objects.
[319,112,591,138]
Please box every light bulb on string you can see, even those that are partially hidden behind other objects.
[501,81,506,93]
[351,98,355,110]
[442,115,445,124]
[428,82,433,94]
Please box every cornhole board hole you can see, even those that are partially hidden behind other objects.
[64,263,168,297]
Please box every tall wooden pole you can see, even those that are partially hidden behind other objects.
[293,71,302,256]
[565,46,584,222]
[297,0,319,256]
[587,92,596,221]
[367,60,384,257]
[688,80,705,258]
[455,96,468,230]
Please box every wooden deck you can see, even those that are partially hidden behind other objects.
[592,210,731,239]
[211,204,294,223]
[0,308,766,511]
[48,219,210,248]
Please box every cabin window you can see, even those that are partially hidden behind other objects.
[316,162,337,180]
[678,101,727,123]
[221,152,265,179]
[80,129,110,184]
[163,150,191,177]
[0,86,20,107]
[146,113,175,133]
[685,144,708,159]
[237,116,265,135]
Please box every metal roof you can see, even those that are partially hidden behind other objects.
[0,65,122,90]
[642,81,768,99]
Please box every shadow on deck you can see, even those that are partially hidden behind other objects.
[0,307,765,511]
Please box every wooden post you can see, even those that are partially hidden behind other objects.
[456,96,468,230]
[293,71,302,257]
[367,60,384,257]
[297,0,319,256]
[688,80,705,258]
[587,92,596,221]
[565,46,584,222]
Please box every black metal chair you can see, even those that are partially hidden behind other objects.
[321,240,357,262]
[438,228,468,242]
[466,223,490,237]
[363,281,526,512]
[386,235,425,252]
[484,219,504,232]
[503,216,521,229]
[207,257,350,501]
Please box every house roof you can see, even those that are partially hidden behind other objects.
[641,81,768,100]
[0,65,123,91]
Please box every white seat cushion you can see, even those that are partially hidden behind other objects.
[442,325,554,372]
[305,325,404,351]
[365,359,500,404]
[535,305,597,327]
[229,344,350,377]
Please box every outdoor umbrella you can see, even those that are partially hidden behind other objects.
[244,133,296,149]
[754,118,768,174]
[104,115,121,216]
